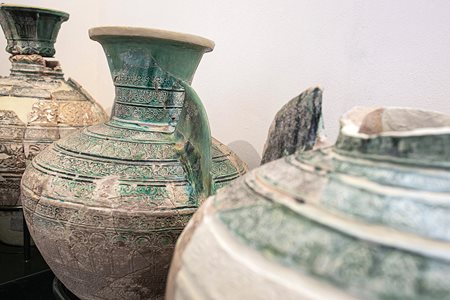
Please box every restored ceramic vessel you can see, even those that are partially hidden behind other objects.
[167,106,450,300]
[21,27,246,299]
[0,4,107,245]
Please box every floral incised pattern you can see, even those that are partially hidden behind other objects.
[9,54,46,65]
[56,133,178,162]
[28,98,59,125]
[7,40,56,57]
[0,68,107,207]
[21,164,193,209]
[21,184,195,230]
[114,103,183,124]
[0,143,26,170]
[86,124,173,142]
[115,86,185,107]
[58,101,104,125]
[34,146,188,181]
[113,68,184,91]
[23,203,187,299]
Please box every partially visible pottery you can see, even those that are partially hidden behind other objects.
[261,87,324,164]
[21,26,246,299]
[167,104,450,300]
[0,4,107,245]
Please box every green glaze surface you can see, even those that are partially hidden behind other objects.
[216,152,450,299]
[168,107,450,300]
[21,27,245,300]
[0,4,69,57]
[88,32,215,198]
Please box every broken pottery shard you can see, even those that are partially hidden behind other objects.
[261,87,323,164]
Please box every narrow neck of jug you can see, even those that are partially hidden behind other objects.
[0,4,69,57]
[90,27,214,132]
[110,58,191,132]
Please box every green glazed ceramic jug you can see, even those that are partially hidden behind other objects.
[0,4,107,246]
[21,27,246,299]
[167,106,450,300]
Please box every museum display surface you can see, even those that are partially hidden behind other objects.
[21,26,246,299]
[167,102,450,300]
[0,4,108,246]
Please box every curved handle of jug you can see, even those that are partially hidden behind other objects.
[175,81,213,201]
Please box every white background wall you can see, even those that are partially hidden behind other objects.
[1,0,450,169]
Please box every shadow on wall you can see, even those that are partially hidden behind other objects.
[227,140,261,170]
